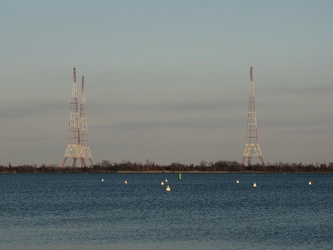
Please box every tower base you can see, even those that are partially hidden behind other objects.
[62,144,93,167]
[242,143,264,166]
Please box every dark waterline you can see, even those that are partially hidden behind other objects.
[0,173,332,250]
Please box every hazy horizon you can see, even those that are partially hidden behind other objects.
[1,1,332,166]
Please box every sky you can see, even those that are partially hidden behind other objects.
[0,0,332,166]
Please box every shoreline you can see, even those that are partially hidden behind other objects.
[1,170,333,174]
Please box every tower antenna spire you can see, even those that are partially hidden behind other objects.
[62,68,93,168]
[241,66,265,166]
[79,76,93,167]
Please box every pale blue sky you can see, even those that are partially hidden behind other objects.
[0,0,332,166]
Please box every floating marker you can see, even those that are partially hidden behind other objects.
[161,181,164,186]
[166,185,171,192]
[308,181,312,186]
[101,178,104,182]
[253,182,257,188]
[178,173,182,181]
[165,179,168,183]
[124,180,128,184]
[236,180,240,184]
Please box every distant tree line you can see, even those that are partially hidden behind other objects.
[1,160,333,173]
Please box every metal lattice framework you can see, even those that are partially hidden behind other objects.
[241,66,264,166]
[79,76,93,167]
[62,68,93,167]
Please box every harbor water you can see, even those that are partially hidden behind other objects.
[0,173,332,249]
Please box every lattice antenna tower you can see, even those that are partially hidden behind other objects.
[241,66,265,166]
[79,76,93,167]
[62,67,80,167]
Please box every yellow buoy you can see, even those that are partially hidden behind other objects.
[253,182,257,188]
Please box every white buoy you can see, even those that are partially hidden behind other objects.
[101,178,104,182]
[165,179,168,183]
[253,182,257,188]
[166,185,171,192]
[161,181,164,186]
[308,181,312,186]
[236,180,240,184]
[124,180,128,184]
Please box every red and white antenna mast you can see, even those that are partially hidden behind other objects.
[241,66,265,166]
[62,68,93,167]
[79,76,93,167]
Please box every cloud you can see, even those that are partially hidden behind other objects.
[90,97,244,115]
[0,99,65,119]
[92,116,243,131]
[263,84,333,95]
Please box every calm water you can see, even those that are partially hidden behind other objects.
[0,173,332,250]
